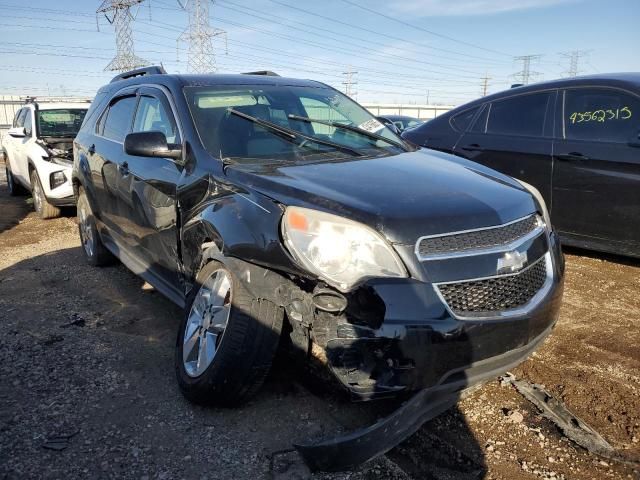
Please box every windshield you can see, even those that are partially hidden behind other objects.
[184,84,408,163]
[37,109,87,137]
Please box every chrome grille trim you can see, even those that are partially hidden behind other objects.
[415,214,544,260]
[433,253,554,320]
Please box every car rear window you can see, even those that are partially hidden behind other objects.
[486,92,551,137]
[450,107,479,132]
[101,96,137,142]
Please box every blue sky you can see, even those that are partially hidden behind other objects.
[0,0,638,106]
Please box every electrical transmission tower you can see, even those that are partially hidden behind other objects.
[560,50,591,77]
[177,0,227,73]
[513,55,542,85]
[97,0,148,72]
[342,67,358,99]
[480,73,491,96]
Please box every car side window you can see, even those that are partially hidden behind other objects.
[132,95,180,144]
[15,108,27,128]
[102,96,138,142]
[450,106,479,132]
[23,110,33,137]
[486,92,552,137]
[564,88,639,143]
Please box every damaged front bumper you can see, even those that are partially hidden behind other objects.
[227,229,564,471]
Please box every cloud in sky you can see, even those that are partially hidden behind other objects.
[387,0,578,16]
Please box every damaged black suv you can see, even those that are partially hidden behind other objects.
[73,66,564,469]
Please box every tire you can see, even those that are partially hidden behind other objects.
[77,188,114,266]
[6,162,26,196]
[175,260,284,407]
[30,169,61,219]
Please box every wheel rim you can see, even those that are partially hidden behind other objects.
[78,203,95,258]
[32,175,42,212]
[183,269,232,378]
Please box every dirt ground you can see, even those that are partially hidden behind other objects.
[0,163,638,480]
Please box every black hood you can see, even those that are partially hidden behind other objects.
[226,149,537,245]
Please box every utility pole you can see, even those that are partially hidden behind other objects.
[513,55,542,85]
[480,73,491,96]
[342,66,358,99]
[97,0,148,72]
[177,0,227,74]
[425,90,430,105]
[560,50,591,77]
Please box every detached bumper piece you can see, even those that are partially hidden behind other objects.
[295,323,554,471]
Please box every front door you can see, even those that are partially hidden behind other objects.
[454,90,556,205]
[552,86,640,254]
[121,87,183,296]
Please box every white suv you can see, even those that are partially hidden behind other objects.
[2,100,89,218]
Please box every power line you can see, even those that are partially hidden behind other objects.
[97,0,149,71]
[513,55,543,85]
[338,0,512,58]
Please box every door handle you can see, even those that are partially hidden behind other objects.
[119,161,129,175]
[461,143,484,152]
[88,144,95,155]
[557,152,589,161]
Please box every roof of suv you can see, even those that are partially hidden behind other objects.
[101,71,327,94]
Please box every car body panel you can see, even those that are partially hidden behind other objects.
[403,73,640,257]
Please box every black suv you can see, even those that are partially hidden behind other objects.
[73,67,564,469]
[403,73,640,258]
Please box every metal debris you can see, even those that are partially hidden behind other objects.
[501,373,640,467]
[41,429,79,451]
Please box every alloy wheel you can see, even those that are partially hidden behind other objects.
[78,204,95,258]
[183,269,233,378]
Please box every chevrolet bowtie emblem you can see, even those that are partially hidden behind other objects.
[497,250,528,274]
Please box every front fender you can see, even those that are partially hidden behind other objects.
[180,189,306,287]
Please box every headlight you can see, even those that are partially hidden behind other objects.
[282,207,407,291]
[516,179,552,229]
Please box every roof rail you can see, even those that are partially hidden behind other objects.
[510,83,524,88]
[242,70,280,77]
[110,65,167,84]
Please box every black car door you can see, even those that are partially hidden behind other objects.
[120,86,184,299]
[90,91,139,235]
[552,86,640,254]
[454,91,556,205]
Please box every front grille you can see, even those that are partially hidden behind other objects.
[436,256,547,316]
[418,215,540,257]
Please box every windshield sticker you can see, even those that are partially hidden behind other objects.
[358,118,386,133]
[568,107,632,124]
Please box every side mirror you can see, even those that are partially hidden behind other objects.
[7,127,26,138]
[124,131,182,160]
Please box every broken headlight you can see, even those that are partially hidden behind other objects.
[282,207,407,291]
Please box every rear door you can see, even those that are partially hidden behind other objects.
[552,86,640,253]
[454,91,556,204]
[120,87,183,295]
[90,91,139,236]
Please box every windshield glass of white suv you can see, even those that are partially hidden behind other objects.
[38,109,87,137]
[185,85,406,162]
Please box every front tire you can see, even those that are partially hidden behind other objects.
[77,188,114,266]
[175,260,284,407]
[30,169,61,219]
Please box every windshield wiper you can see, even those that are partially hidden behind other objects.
[287,114,408,151]
[226,108,362,157]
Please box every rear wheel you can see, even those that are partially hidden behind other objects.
[175,260,284,407]
[30,170,61,219]
[77,188,114,266]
